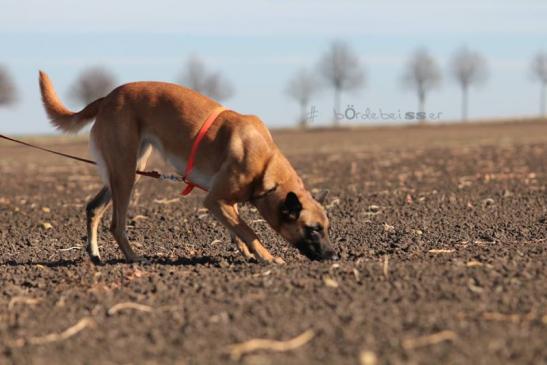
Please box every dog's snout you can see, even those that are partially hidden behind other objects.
[296,237,338,261]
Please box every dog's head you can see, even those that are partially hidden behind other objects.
[278,190,337,260]
[252,152,337,261]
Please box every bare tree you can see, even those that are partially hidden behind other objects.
[182,55,208,94]
[318,41,365,125]
[203,71,234,102]
[180,55,234,101]
[531,52,547,118]
[450,47,488,121]
[286,69,319,128]
[402,48,441,122]
[0,66,17,107]
[70,67,116,106]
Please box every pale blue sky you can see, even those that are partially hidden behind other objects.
[1,0,546,133]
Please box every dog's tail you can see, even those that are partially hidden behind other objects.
[39,71,105,133]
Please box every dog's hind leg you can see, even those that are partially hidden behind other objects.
[91,114,148,263]
[110,172,140,262]
[86,139,151,263]
[85,186,111,263]
[106,137,147,262]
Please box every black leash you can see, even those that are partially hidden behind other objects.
[0,133,176,180]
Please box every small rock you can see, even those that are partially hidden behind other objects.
[40,222,53,230]
[352,268,361,282]
[323,276,339,288]
[383,223,395,233]
[218,259,230,268]
[360,351,378,365]
[209,311,229,324]
[326,198,340,209]
[405,194,413,204]
[367,205,381,213]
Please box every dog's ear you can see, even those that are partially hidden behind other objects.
[315,189,329,204]
[281,192,302,221]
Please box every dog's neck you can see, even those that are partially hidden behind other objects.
[251,151,305,231]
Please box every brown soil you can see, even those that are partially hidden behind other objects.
[1,120,546,365]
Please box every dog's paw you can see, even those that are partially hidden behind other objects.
[89,254,102,265]
[272,256,286,265]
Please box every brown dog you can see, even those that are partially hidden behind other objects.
[38,71,337,264]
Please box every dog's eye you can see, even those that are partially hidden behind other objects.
[305,224,323,234]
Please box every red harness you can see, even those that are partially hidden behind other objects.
[180,106,227,195]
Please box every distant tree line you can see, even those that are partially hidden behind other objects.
[1,47,547,128]
[286,41,547,127]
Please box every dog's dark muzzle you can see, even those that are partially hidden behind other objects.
[296,239,338,261]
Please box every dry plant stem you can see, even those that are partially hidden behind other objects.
[428,249,455,253]
[8,296,41,310]
[153,198,180,205]
[12,317,94,347]
[402,330,457,350]
[228,330,315,360]
[59,246,83,251]
[108,302,154,315]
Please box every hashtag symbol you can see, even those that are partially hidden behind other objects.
[305,105,318,122]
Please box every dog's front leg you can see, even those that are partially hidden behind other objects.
[230,232,255,260]
[230,204,255,260]
[204,197,285,264]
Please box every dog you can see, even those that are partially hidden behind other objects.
[38,71,337,264]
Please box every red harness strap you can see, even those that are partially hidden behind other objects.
[181,106,227,196]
